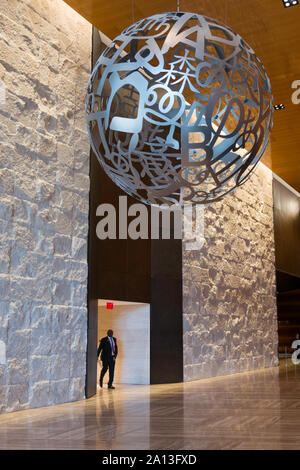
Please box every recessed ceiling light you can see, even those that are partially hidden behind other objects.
[282,0,298,7]
[274,104,285,110]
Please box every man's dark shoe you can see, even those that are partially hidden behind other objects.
[99,381,103,388]
[108,385,115,389]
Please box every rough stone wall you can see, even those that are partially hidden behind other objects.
[183,164,279,381]
[0,0,91,412]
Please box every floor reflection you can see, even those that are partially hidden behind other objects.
[95,389,117,447]
[1,361,300,449]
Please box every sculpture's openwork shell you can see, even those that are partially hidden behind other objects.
[86,12,273,205]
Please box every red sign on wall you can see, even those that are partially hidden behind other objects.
[106,302,114,310]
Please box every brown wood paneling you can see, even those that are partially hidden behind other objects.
[273,178,300,278]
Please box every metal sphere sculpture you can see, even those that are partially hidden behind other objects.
[86,12,273,205]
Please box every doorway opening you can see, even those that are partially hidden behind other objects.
[97,299,150,386]
[276,270,300,358]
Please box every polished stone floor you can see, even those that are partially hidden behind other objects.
[1,360,300,450]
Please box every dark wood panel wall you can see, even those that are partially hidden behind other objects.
[273,178,300,279]
[85,29,183,397]
[276,270,300,293]
[151,239,183,384]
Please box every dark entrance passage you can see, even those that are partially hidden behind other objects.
[85,28,183,398]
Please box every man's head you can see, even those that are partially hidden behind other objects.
[107,329,113,337]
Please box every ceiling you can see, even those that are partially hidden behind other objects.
[63,0,300,193]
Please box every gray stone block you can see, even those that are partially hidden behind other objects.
[0,0,91,413]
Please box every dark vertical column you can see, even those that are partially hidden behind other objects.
[150,236,183,384]
[85,152,100,398]
[85,28,103,399]
[86,28,184,397]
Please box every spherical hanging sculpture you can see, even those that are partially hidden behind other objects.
[86,12,273,206]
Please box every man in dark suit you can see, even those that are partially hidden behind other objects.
[97,329,118,389]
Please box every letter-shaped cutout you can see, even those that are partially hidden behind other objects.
[106,71,148,134]
[135,38,164,75]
